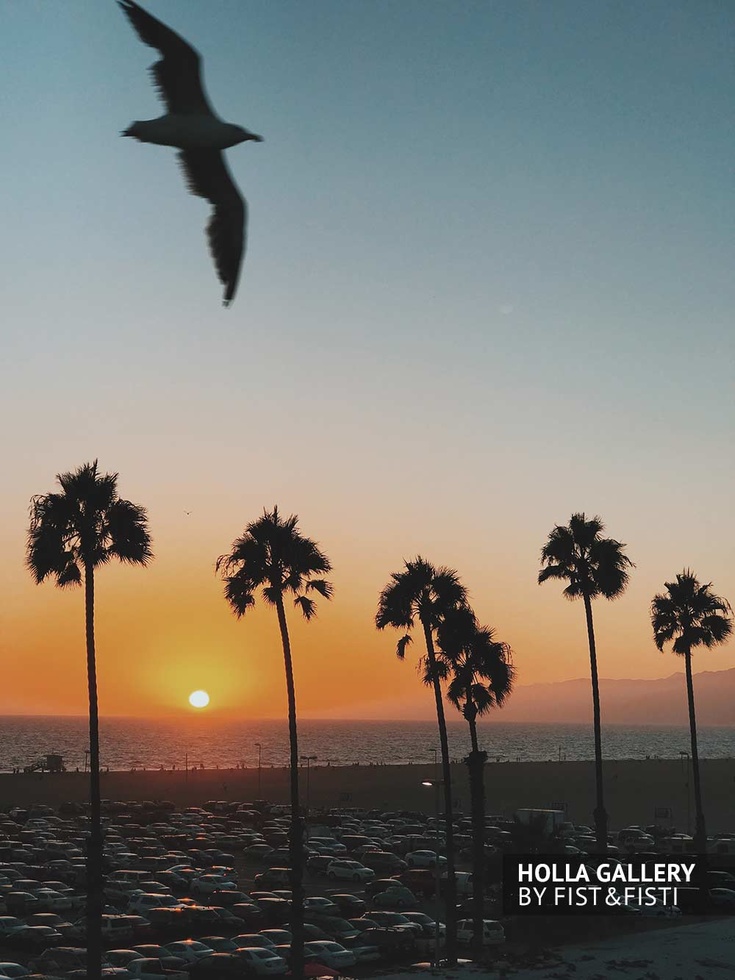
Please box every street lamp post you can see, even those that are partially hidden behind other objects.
[255,742,262,798]
[679,750,691,834]
[422,778,443,968]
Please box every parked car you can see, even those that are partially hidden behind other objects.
[198,938,239,954]
[361,852,407,874]
[6,925,63,950]
[708,888,735,910]
[363,911,422,935]
[163,941,215,964]
[371,885,418,910]
[0,918,24,940]
[105,950,146,968]
[326,860,375,882]
[0,964,29,979]
[302,897,337,916]
[306,916,360,942]
[401,912,446,938]
[232,948,287,976]
[456,918,505,946]
[125,958,188,980]
[189,953,252,980]
[302,941,357,969]
[405,850,446,870]
[129,895,181,916]
[30,947,88,974]
[329,894,366,917]
[364,877,402,899]
[231,934,276,950]
[357,927,416,957]
[305,856,332,877]
[253,869,291,889]
[192,877,237,896]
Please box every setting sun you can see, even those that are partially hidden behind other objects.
[188,690,210,709]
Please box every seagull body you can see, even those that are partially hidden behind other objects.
[118,0,262,306]
[124,116,249,150]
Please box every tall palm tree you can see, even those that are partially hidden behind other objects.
[651,570,732,854]
[26,461,152,980]
[217,507,332,980]
[436,605,514,956]
[538,513,633,853]
[375,556,468,965]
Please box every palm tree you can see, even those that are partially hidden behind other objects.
[26,461,152,980]
[651,570,732,854]
[217,507,332,980]
[375,556,468,965]
[436,605,514,956]
[538,513,633,853]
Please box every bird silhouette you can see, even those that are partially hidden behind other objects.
[119,0,263,306]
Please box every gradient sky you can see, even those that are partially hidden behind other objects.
[1,1,733,719]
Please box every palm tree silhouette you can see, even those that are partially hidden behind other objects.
[538,513,633,852]
[217,507,332,980]
[376,556,468,964]
[651,570,732,854]
[436,605,514,955]
[26,460,152,980]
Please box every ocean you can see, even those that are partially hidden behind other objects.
[1,716,733,772]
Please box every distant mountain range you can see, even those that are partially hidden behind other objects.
[493,667,735,725]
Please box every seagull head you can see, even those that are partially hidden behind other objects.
[233,125,264,145]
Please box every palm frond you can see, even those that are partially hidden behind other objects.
[222,575,257,617]
[396,634,412,659]
[305,578,334,600]
[27,462,150,586]
[539,512,632,604]
[294,595,317,621]
[106,499,153,565]
[651,569,732,657]
[217,507,332,626]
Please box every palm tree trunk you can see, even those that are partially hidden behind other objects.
[465,709,486,960]
[423,622,457,965]
[84,563,103,980]
[684,650,707,854]
[275,594,304,980]
[582,592,608,853]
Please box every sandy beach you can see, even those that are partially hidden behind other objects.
[3,758,734,831]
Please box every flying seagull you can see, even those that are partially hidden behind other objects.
[119,0,263,306]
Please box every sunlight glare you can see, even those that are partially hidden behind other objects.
[188,689,210,709]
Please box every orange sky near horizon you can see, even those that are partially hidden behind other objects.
[3,488,733,720]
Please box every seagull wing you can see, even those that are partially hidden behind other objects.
[178,150,246,307]
[118,0,213,115]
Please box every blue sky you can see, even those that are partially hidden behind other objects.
[1,1,733,714]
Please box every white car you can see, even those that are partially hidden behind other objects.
[402,912,446,937]
[128,894,181,915]
[303,941,358,969]
[126,959,188,980]
[163,941,215,963]
[406,850,447,869]
[233,948,287,975]
[456,918,505,946]
[326,859,375,882]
